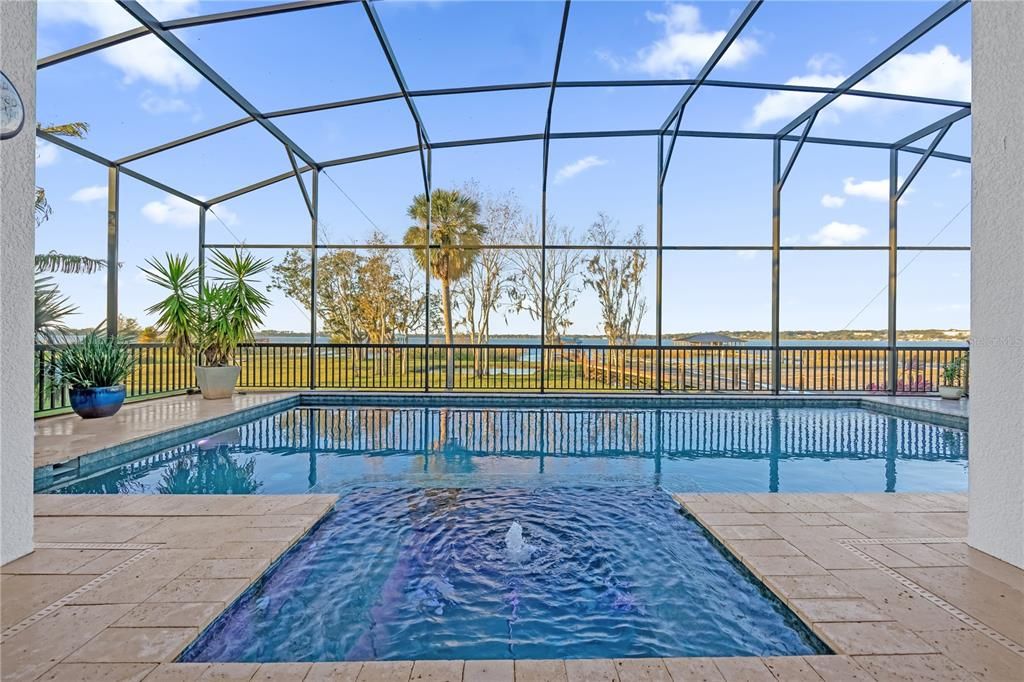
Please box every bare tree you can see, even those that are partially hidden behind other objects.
[582,213,648,385]
[507,217,583,352]
[583,213,648,346]
[455,183,520,374]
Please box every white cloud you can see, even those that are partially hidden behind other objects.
[809,221,867,246]
[555,155,608,183]
[209,204,239,226]
[950,168,963,178]
[141,194,238,228]
[843,176,891,202]
[865,45,970,101]
[70,185,107,203]
[749,73,844,129]
[599,3,761,77]
[735,250,758,261]
[139,91,190,115]
[36,139,59,167]
[821,193,846,208]
[806,52,843,74]
[748,46,970,129]
[38,1,201,91]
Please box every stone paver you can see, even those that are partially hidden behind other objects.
[306,662,365,681]
[0,495,336,681]
[463,660,514,682]
[676,492,1024,681]
[515,660,567,682]
[564,659,617,682]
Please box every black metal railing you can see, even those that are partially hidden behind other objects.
[35,342,969,415]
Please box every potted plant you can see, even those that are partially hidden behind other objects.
[142,249,271,400]
[55,332,137,418]
[939,356,965,400]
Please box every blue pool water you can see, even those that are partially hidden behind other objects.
[49,406,968,495]
[181,486,828,662]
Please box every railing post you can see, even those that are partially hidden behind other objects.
[106,165,119,337]
[771,140,782,394]
[424,149,432,394]
[309,170,319,391]
[655,134,664,394]
[446,346,455,391]
[888,148,899,395]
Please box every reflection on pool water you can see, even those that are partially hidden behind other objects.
[47,406,967,495]
[181,486,829,662]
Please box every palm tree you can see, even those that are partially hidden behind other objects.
[34,275,77,343]
[35,121,106,275]
[404,189,486,345]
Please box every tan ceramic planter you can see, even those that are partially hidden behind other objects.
[195,365,241,399]
[938,385,964,400]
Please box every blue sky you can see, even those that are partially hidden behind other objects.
[35,0,971,338]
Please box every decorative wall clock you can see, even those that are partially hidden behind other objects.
[1,70,26,140]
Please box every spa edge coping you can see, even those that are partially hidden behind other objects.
[33,392,968,492]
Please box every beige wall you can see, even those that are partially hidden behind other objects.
[969,0,1024,569]
[0,0,36,564]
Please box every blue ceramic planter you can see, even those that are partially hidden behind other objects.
[69,385,126,419]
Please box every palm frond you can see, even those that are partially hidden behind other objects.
[35,187,52,226]
[140,253,198,357]
[34,251,107,275]
[38,121,89,138]
[34,275,78,344]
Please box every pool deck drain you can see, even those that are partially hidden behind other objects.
[2,492,1021,680]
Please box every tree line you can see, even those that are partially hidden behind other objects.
[269,183,650,349]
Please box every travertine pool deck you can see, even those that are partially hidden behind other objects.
[34,393,298,469]
[0,494,335,681]
[4,492,1020,681]
[675,492,1023,681]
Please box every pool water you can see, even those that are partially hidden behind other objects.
[181,486,828,662]
[49,406,968,495]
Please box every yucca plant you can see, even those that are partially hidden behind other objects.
[141,253,198,357]
[941,357,964,387]
[54,333,136,389]
[141,249,271,366]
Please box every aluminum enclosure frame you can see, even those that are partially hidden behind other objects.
[36,0,973,395]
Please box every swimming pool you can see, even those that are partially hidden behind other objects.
[181,486,828,662]
[47,405,968,495]
[47,402,964,661]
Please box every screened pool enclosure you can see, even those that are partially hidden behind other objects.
[34,0,972,407]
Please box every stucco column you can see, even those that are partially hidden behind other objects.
[969,0,1024,569]
[0,0,37,564]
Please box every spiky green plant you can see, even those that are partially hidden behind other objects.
[941,357,964,387]
[141,249,271,366]
[141,253,199,356]
[54,332,136,389]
